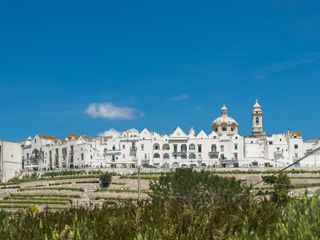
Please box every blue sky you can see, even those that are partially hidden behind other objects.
[1,0,320,141]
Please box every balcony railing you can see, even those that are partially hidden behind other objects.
[130,147,137,152]
[172,151,187,155]
[209,151,219,159]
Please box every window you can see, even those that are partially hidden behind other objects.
[81,153,84,161]
[211,144,217,152]
[163,153,169,159]
[181,144,187,152]
[153,153,160,158]
[255,117,259,124]
[198,145,202,153]
[189,144,195,150]
[231,127,234,132]
[234,144,238,150]
[269,141,273,145]
[189,153,196,159]
[162,144,170,150]
[112,146,116,150]
[173,144,178,152]
[220,145,224,152]
[141,144,144,151]
[122,145,125,149]
[90,155,93,159]
[153,144,160,150]
[294,144,299,149]
[234,153,238,160]
[222,127,227,131]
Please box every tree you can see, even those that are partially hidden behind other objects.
[100,172,112,188]
[272,172,291,205]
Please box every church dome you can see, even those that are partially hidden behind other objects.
[211,105,238,136]
[211,105,238,126]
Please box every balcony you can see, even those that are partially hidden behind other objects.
[209,151,219,159]
[130,147,137,152]
[172,151,187,156]
[104,149,121,156]
[274,151,283,160]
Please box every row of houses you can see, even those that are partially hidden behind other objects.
[1,101,320,182]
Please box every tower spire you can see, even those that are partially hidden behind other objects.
[252,99,264,137]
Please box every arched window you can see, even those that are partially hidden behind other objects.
[256,117,260,124]
[189,144,195,150]
[153,153,160,158]
[181,144,187,152]
[189,153,196,159]
[163,153,169,159]
[222,127,227,131]
[153,144,160,150]
[181,153,187,159]
[211,144,217,152]
[162,144,170,150]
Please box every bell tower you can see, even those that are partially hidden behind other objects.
[252,100,264,137]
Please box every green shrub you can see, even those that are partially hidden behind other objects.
[99,172,112,188]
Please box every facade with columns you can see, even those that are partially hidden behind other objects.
[22,101,320,170]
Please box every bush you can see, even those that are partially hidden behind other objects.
[272,172,291,205]
[149,168,248,208]
[100,172,112,188]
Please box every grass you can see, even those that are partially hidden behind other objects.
[96,188,148,193]
[291,183,320,188]
[0,200,69,205]
[4,196,73,202]
[20,186,84,192]
[95,196,140,201]
[111,182,126,185]
[49,182,73,186]
[0,204,69,209]
[10,193,81,198]
[0,185,20,189]
[120,175,159,180]
[6,175,101,184]
[290,176,320,179]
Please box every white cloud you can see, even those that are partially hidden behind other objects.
[85,103,142,120]
[172,94,189,101]
[99,128,121,137]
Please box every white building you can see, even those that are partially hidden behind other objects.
[0,141,22,182]
[22,101,320,170]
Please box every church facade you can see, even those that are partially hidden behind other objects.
[22,101,320,170]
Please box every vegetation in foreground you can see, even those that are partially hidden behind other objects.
[0,169,319,239]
